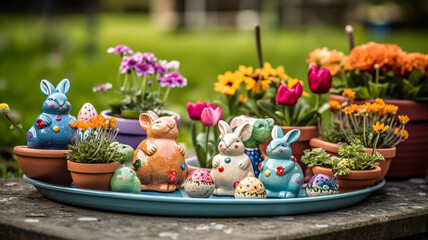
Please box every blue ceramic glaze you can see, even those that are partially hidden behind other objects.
[27,79,76,149]
[244,148,264,177]
[258,127,303,198]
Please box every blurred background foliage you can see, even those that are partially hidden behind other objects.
[1,0,428,178]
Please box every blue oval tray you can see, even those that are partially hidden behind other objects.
[23,175,384,217]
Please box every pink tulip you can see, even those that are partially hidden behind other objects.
[276,82,303,106]
[201,106,222,126]
[187,100,207,120]
[308,62,332,94]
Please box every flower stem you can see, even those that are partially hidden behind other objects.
[285,105,291,126]
[5,114,26,135]
[345,25,355,52]
[205,126,211,168]
[255,23,263,68]
[372,133,380,155]
[163,87,171,102]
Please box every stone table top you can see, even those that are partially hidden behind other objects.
[0,178,427,240]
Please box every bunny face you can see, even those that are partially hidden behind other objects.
[266,126,301,159]
[217,120,250,156]
[40,79,71,115]
[139,110,178,140]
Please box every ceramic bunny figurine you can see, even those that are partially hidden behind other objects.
[132,111,187,192]
[230,115,274,177]
[27,79,76,149]
[211,120,255,196]
[258,126,303,198]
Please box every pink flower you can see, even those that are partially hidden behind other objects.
[187,100,207,120]
[160,72,187,88]
[308,62,332,94]
[276,82,303,106]
[93,83,113,92]
[107,45,134,55]
[200,105,222,126]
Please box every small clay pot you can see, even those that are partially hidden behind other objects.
[259,125,319,182]
[13,145,72,186]
[329,93,428,178]
[67,160,119,191]
[312,165,381,193]
[309,138,395,183]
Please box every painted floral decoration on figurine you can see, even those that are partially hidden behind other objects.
[210,120,255,196]
[132,110,187,192]
[305,174,339,197]
[230,115,274,177]
[234,177,266,199]
[27,79,76,149]
[258,126,303,198]
[184,170,215,198]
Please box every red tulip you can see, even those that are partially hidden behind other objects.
[276,82,303,106]
[201,105,222,126]
[187,100,207,120]
[308,62,332,94]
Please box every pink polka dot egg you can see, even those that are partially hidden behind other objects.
[184,170,215,198]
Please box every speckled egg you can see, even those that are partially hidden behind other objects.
[77,103,98,123]
[234,177,266,199]
[305,174,339,197]
[184,170,215,198]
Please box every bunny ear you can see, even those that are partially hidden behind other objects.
[40,79,56,96]
[230,116,253,141]
[146,110,159,121]
[266,118,274,128]
[234,122,250,140]
[283,129,301,144]
[218,120,232,136]
[56,79,70,94]
[139,113,153,130]
[271,126,284,139]
[230,116,246,129]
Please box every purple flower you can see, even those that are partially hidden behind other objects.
[135,62,155,76]
[153,62,166,76]
[120,56,135,74]
[93,83,113,92]
[107,45,133,55]
[160,72,187,88]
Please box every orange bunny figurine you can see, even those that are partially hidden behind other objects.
[132,111,187,192]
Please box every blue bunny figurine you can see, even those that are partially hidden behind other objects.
[27,79,77,150]
[258,126,303,198]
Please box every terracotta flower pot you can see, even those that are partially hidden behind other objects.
[13,145,72,186]
[101,110,181,150]
[329,93,428,178]
[309,138,395,183]
[185,156,211,175]
[312,165,381,193]
[67,160,119,191]
[259,125,319,182]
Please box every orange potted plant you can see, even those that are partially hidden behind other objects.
[307,26,428,178]
[312,93,409,182]
[66,115,122,191]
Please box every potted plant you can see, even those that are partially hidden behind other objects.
[185,101,222,171]
[308,26,428,178]
[313,95,409,182]
[212,25,332,179]
[96,45,186,149]
[66,115,124,191]
[302,139,384,193]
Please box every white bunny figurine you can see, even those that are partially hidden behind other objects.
[211,120,255,196]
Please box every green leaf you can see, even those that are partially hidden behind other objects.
[256,100,282,124]
[195,144,206,168]
[355,86,370,99]
[243,99,260,117]
[408,69,425,86]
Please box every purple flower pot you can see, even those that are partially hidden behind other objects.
[101,110,181,150]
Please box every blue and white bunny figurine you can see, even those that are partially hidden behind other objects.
[258,126,303,198]
[27,79,76,149]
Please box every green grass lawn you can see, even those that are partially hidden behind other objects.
[1,13,428,150]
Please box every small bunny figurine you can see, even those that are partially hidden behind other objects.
[230,115,274,177]
[27,79,76,149]
[132,111,187,192]
[211,120,255,196]
[258,126,303,198]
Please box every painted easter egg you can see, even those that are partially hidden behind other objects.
[110,166,141,194]
[305,174,339,197]
[184,170,215,198]
[234,177,266,199]
[77,103,98,123]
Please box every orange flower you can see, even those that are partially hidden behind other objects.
[342,106,354,115]
[373,122,389,133]
[70,121,78,129]
[307,47,346,75]
[342,88,356,99]
[329,100,341,110]
[394,127,409,139]
[397,52,428,75]
[398,115,410,124]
